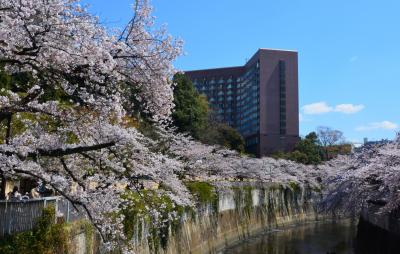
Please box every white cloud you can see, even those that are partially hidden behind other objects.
[302,102,364,115]
[302,102,333,115]
[334,104,365,114]
[355,121,399,131]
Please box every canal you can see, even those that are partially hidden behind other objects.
[222,220,360,254]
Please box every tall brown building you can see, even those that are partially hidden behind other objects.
[185,48,299,157]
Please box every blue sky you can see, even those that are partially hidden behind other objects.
[83,0,400,143]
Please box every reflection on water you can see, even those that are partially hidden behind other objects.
[222,220,358,254]
[355,216,400,254]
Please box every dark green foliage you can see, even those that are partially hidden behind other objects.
[292,132,322,164]
[288,181,301,193]
[273,131,352,165]
[120,190,185,252]
[0,69,76,148]
[199,123,245,153]
[289,150,309,164]
[272,132,322,165]
[0,68,75,105]
[0,206,69,254]
[172,73,209,138]
[0,69,34,94]
[185,182,218,205]
[120,183,219,252]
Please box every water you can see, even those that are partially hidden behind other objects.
[222,220,358,254]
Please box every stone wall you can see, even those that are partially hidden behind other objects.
[360,205,400,237]
[356,208,400,253]
[131,183,327,254]
[62,183,400,254]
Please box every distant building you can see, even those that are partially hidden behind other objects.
[185,49,299,157]
[364,139,390,147]
[351,142,364,150]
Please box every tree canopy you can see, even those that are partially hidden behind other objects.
[317,126,345,160]
[199,123,245,153]
[273,132,322,165]
[172,73,208,138]
[273,128,352,165]
[293,132,322,164]
[2,1,396,253]
[0,0,187,249]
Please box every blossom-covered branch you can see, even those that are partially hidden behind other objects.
[0,0,187,251]
[1,0,399,253]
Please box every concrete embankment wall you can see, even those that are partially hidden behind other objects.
[360,205,400,237]
[132,183,327,254]
[70,183,331,254]
[356,206,400,253]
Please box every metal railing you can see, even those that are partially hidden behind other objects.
[0,197,85,237]
[57,197,85,223]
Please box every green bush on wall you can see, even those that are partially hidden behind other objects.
[120,190,186,253]
[185,182,218,205]
[119,183,220,253]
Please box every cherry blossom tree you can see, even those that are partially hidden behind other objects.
[1,0,400,252]
[0,0,188,250]
[166,132,322,188]
[320,135,400,216]
[169,131,400,219]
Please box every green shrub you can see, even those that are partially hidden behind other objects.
[120,190,185,252]
[185,182,217,205]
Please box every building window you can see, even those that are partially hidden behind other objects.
[279,60,287,135]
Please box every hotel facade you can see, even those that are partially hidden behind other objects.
[185,49,299,157]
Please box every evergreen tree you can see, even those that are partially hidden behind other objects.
[273,132,322,165]
[199,123,245,153]
[292,132,322,164]
[172,73,208,138]
[172,73,245,153]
